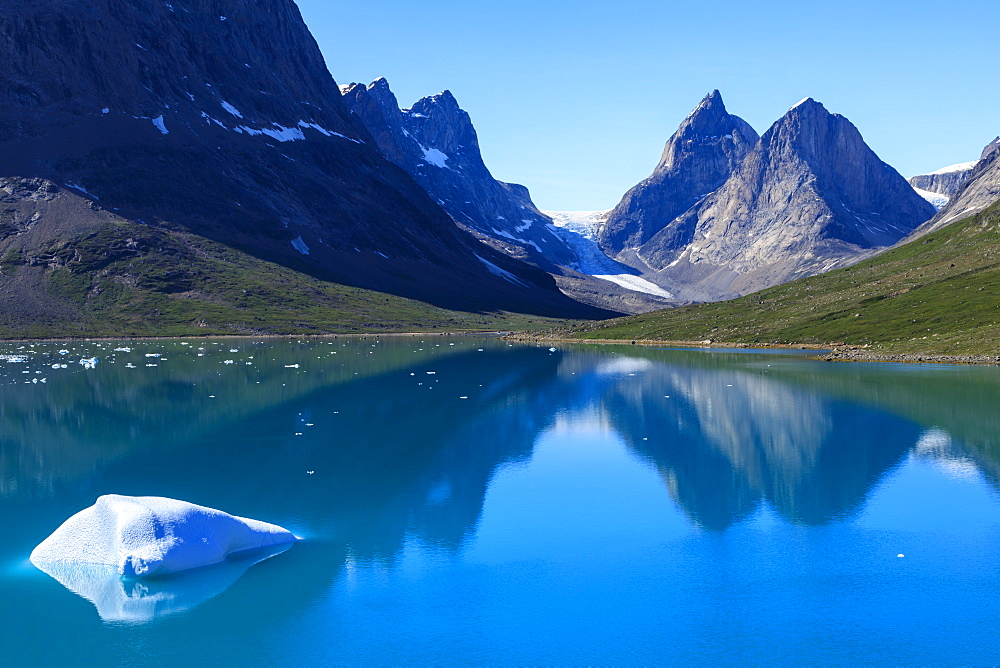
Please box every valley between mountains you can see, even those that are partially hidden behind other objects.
[1,0,997,356]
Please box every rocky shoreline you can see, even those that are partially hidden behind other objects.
[503,334,1000,365]
[812,350,1000,365]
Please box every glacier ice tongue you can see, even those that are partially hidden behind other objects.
[30,495,297,578]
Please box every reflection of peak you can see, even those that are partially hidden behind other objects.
[603,363,919,528]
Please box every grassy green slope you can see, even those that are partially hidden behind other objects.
[557,204,1000,355]
[0,224,569,338]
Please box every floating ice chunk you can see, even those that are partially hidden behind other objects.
[223,360,235,364]
[30,495,297,579]
[114,347,132,352]
[79,358,98,369]
[284,364,300,369]
[145,353,161,358]
[548,347,557,352]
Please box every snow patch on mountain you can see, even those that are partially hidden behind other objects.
[928,161,977,175]
[421,147,450,169]
[151,115,168,135]
[592,274,674,298]
[220,101,243,119]
[474,254,529,287]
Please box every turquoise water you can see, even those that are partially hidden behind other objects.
[2,337,1000,665]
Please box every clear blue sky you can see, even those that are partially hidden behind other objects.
[297,0,999,211]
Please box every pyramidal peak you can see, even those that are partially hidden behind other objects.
[789,96,817,110]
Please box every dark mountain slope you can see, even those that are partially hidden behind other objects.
[0,0,606,328]
[0,178,571,337]
[340,78,577,269]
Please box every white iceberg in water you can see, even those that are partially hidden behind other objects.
[30,495,297,578]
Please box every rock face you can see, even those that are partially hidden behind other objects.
[340,79,577,269]
[598,91,759,259]
[910,137,1000,236]
[0,0,601,324]
[30,495,297,578]
[617,98,935,302]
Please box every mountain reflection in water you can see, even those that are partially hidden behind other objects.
[1,339,999,630]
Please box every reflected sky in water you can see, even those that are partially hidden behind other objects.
[2,338,1000,664]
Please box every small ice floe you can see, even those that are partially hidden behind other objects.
[29,495,297,622]
[126,363,136,369]
[223,360,235,365]
[145,353,161,358]
[549,347,557,352]
[0,354,28,363]
[114,347,132,353]
[426,371,436,375]
[79,358,98,369]
[229,348,239,353]
[58,350,70,355]
[898,554,905,558]
[284,364,300,369]
[51,363,62,369]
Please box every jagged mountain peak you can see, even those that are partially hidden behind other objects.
[633,99,936,301]
[599,91,759,255]
[655,90,757,174]
[982,136,1000,161]
[341,77,579,271]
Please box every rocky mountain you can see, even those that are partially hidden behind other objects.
[341,78,677,315]
[611,98,935,302]
[0,0,606,336]
[909,137,1000,236]
[340,79,576,270]
[598,90,759,260]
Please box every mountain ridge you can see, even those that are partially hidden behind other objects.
[603,96,935,302]
[0,0,610,336]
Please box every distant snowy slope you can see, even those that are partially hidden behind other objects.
[545,210,673,299]
[911,186,950,211]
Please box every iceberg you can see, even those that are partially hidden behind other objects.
[30,495,298,578]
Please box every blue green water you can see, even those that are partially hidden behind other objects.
[2,337,1000,665]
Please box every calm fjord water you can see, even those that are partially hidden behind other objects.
[2,338,1000,665]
